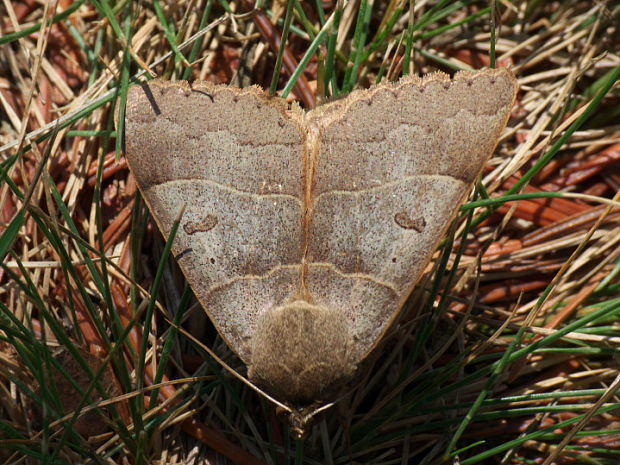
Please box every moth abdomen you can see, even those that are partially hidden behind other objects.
[248,301,355,404]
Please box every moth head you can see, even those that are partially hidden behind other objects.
[275,403,332,439]
[248,301,356,405]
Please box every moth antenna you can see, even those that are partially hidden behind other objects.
[173,318,292,412]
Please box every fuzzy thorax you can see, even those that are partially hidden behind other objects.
[248,301,355,404]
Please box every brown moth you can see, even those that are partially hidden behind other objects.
[125,68,518,432]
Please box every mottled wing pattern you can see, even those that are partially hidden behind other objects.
[306,69,518,361]
[125,81,307,361]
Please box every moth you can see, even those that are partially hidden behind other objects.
[125,68,518,434]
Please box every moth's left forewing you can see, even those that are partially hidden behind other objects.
[305,69,518,362]
[125,81,309,363]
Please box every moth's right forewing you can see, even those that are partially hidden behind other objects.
[305,69,518,361]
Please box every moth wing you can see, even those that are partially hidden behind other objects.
[306,69,518,361]
[125,81,307,362]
